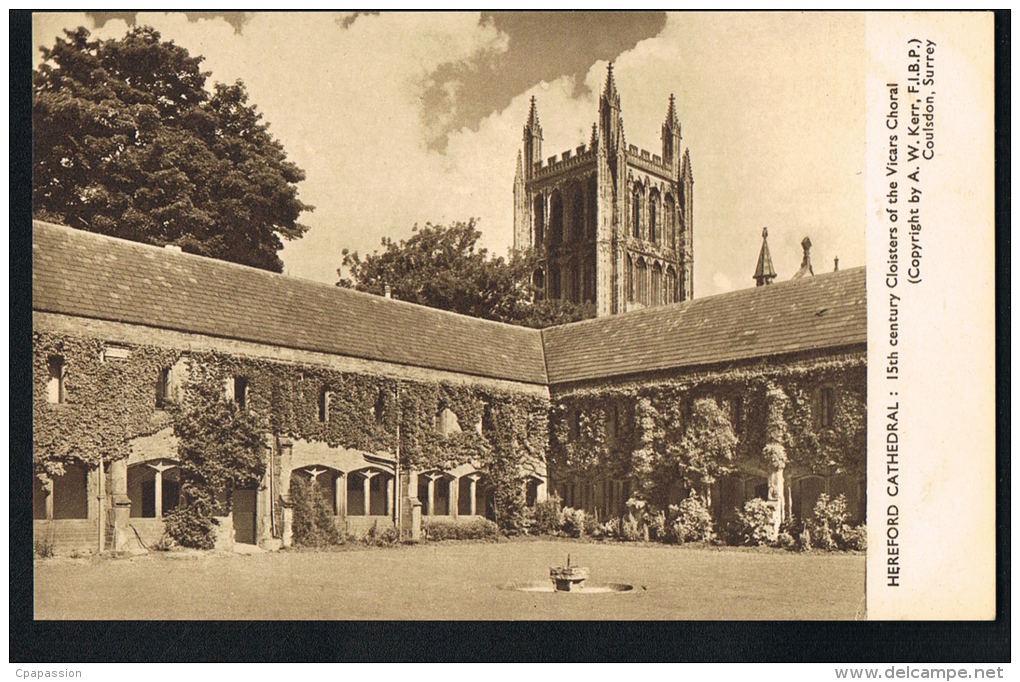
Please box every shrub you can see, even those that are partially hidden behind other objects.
[733,498,778,546]
[559,507,589,538]
[593,517,620,540]
[290,477,342,547]
[164,502,216,549]
[151,533,176,552]
[841,523,868,551]
[669,494,715,543]
[423,518,499,541]
[644,509,667,541]
[34,535,55,558]
[806,493,847,550]
[621,515,644,542]
[530,497,562,535]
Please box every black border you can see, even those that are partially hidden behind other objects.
[9,9,1010,663]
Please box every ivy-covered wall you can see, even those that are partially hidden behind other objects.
[33,331,549,485]
[546,352,866,501]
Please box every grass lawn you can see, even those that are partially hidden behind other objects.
[34,539,865,620]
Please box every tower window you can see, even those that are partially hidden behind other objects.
[632,189,642,238]
[649,192,659,243]
[46,356,65,404]
[571,190,584,242]
[533,196,545,245]
[550,264,562,300]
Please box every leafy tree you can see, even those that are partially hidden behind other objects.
[165,363,266,547]
[33,26,311,272]
[337,219,594,328]
[649,397,737,506]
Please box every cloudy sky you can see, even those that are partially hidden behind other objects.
[33,11,865,296]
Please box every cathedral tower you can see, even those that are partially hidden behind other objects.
[513,64,695,316]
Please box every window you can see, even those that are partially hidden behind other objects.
[570,260,580,303]
[233,376,249,411]
[571,189,584,242]
[550,264,561,300]
[156,367,172,409]
[46,356,64,404]
[626,254,635,303]
[533,196,545,245]
[631,188,642,238]
[732,396,744,431]
[587,175,598,238]
[318,387,331,423]
[665,194,677,249]
[435,405,461,436]
[549,192,564,245]
[649,191,659,243]
[481,402,495,435]
[532,269,545,301]
[651,262,662,306]
[819,387,836,428]
[635,258,648,305]
[374,390,387,424]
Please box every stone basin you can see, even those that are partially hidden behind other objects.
[549,565,590,592]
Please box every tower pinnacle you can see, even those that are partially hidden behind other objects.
[754,227,777,287]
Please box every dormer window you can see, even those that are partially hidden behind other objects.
[46,356,65,404]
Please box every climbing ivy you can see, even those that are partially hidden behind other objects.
[32,331,549,530]
[548,354,867,501]
[32,332,181,477]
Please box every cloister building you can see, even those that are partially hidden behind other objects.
[32,217,865,554]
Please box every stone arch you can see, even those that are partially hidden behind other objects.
[418,470,455,516]
[665,264,677,304]
[569,182,584,243]
[291,464,344,516]
[665,192,677,249]
[649,188,661,243]
[127,458,181,518]
[586,174,598,238]
[533,195,545,246]
[549,190,564,245]
[569,258,581,303]
[346,466,394,517]
[34,462,89,520]
[651,261,663,307]
[631,183,643,238]
[626,253,635,303]
[635,257,648,305]
[532,268,545,300]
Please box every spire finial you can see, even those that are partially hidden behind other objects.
[754,227,777,287]
[526,95,541,129]
[792,236,815,279]
[602,61,618,101]
[666,93,678,125]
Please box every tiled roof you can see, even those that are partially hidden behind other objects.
[32,221,866,389]
[31,221,548,385]
[542,266,866,385]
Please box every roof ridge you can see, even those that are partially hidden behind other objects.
[33,220,544,338]
[543,265,865,332]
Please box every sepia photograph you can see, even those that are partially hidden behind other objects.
[17,8,1001,658]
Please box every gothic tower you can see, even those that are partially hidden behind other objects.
[513,64,694,316]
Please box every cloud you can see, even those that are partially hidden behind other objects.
[33,11,865,295]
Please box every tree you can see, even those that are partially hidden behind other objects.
[164,363,266,548]
[337,219,594,328]
[648,397,737,507]
[33,26,311,272]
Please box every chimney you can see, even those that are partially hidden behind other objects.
[834,256,839,272]
[384,283,392,299]
[792,236,814,280]
[164,244,182,253]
